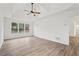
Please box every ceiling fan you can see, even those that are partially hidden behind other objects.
[24,3,40,16]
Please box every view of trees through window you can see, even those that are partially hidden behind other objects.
[11,22,29,33]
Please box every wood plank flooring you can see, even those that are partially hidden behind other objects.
[0,37,79,56]
[70,36,79,47]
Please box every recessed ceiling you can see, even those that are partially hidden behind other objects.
[0,3,79,22]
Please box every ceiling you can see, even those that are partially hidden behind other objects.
[0,3,79,22]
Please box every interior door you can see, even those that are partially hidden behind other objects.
[0,17,4,48]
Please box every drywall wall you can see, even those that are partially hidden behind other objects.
[33,7,79,45]
[33,13,70,45]
[4,17,33,40]
[0,17,4,48]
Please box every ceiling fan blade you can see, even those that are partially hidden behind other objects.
[27,12,31,15]
[25,12,30,15]
[34,12,40,14]
[24,10,29,12]
[33,8,40,14]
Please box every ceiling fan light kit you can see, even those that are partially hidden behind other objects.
[25,3,40,16]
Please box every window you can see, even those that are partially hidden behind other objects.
[25,24,29,32]
[11,23,18,33]
[19,23,24,32]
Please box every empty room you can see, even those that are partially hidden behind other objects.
[0,3,79,56]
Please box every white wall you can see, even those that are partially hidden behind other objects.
[0,17,4,48]
[69,17,74,36]
[33,7,79,45]
[33,14,70,45]
[4,17,33,39]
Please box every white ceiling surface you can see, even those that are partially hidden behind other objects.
[0,3,79,22]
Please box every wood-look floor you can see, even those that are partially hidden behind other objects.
[0,37,79,56]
